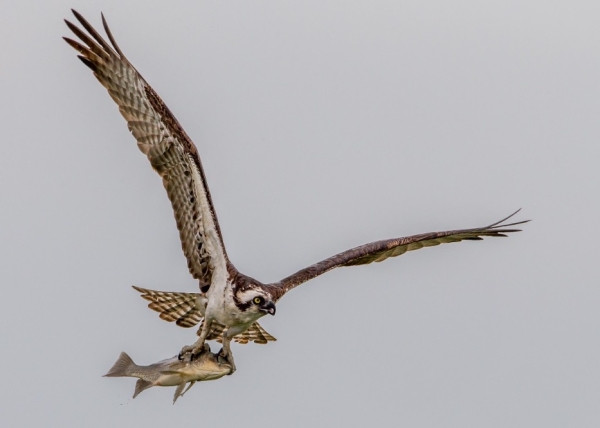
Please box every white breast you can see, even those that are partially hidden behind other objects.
[205,274,263,328]
[205,269,237,326]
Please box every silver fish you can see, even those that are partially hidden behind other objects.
[104,345,232,403]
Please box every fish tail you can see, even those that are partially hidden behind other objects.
[103,352,138,377]
[133,379,153,398]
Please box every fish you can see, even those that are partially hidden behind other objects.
[104,344,232,403]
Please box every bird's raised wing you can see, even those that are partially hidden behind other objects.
[64,11,228,291]
[267,211,528,301]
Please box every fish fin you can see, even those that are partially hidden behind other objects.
[133,379,153,399]
[103,352,137,377]
[180,381,196,398]
[172,382,187,404]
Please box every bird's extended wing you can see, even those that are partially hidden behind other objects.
[133,286,276,344]
[64,10,227,291]
[267,210,528,300]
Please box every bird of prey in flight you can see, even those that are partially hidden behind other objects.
[64,10,527,372]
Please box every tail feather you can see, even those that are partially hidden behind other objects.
[205,321,277,344]
[234,322,277,344]
[133,379,153,398]
[201,319,227,341]
[104,352,136,377]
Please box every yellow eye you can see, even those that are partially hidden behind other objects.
[253,297,262,304]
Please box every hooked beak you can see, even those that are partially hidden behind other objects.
[262,301,276,316]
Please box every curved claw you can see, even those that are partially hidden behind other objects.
[179,342,210,361]
[178,344,195,361]
[216,347,236,374]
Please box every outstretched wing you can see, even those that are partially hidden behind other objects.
[133,286,276,344]
[64,10,228,291]
[267,210,528,301]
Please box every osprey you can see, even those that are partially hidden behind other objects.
[64,11,527,372]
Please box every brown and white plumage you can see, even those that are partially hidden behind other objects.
[64,11,527,370]
[64,10,227,293]
[265,211,527,301]
[132,286,276,344]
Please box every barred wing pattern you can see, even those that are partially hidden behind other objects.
[133,286,276,344]
[198,320,277,345]
[64,11,228,291]
[133,286,204,328]
[268,211,528,301]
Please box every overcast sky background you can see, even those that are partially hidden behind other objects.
[1,1,599,426]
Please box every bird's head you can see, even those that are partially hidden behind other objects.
[233,287,276,317]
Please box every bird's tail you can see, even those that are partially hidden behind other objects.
[229,321,277,344]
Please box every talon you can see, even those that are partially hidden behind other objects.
[216,348,236,374]
[227,359,237,375]
[187,343,208,361]
[178,344,195,361]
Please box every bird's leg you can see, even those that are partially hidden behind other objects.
[178,319,212,360]
[218,328,239,373]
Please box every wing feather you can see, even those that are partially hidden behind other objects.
[132,287,276,344]
[133,286,204,328]
[64,11,228,290]
[268,210,529,300]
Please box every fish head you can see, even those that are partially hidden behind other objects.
[179,351,232,379]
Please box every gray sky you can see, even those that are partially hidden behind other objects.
[1,1,599,426]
